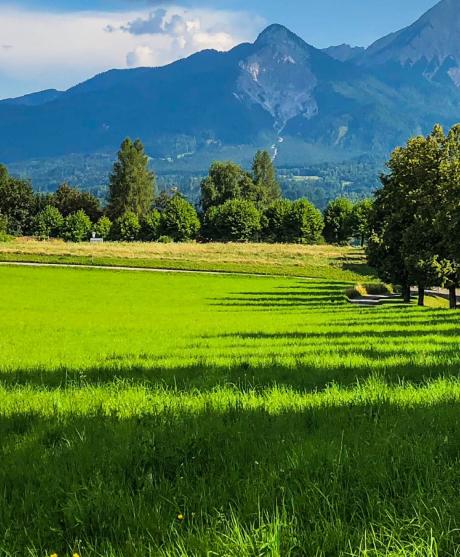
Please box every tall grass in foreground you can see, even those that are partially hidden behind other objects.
[1,266,460,556]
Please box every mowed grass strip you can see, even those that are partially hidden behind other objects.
[2,266,460,556]
[0,240,375,282]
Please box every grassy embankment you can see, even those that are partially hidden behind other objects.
[0,240,375,282]
[1,264,460,556]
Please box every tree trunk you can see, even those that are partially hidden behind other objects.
[449,286,457,310]
[402,285,411,304]
[418,285,425,307]
[361,234,365,248]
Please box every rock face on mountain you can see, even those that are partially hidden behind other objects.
[360,0,460,87]
[237,25,319,132]
[1,2,460,169]
[322,44,365,62]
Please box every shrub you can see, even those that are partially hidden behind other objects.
[32,206,64,239]
[0,213,7,234]
[364,283,393,295]
[160,197,200,242]
[94,216,112,240]
[115,212,141,242]
[345,283,392,299]
[261,199,292,243]
[0,214,12,242]
[157,235,174,244]
[205,199,261,242]
[63,210,92,243]
[284,199,324,244]
[141,210,161,241]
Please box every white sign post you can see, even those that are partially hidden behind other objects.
[90,231,104,244]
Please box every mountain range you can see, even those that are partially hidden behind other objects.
[2,0,460,174]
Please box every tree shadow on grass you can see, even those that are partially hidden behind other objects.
[2,283,460,392]
[2,400,460,555]
[2,352,460,392]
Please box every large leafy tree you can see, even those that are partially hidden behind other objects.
[323,198,354,245]
[160,196,200,242]
[367,125,456,306]
[350,199,373,247]
[63,210,92,243]
[432,124,460,308]
[261,199,292,243]
[367,172,414,304]
[0,213,8,236]
[107,138,157,220]
[204,199,261,242]
[284,199,324,245]
[200,161,253,212]
[32,206,64,239]
[52,183,102,223]
[398,128,447,306]
[0,164,35,236]
[201,152,281,213]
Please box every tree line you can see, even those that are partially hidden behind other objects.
[366,124,460,309]
[0,137,371,245]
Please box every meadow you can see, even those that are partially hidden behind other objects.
[2,265,460,556]
[0,240,374,282]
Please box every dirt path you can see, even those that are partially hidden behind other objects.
[350,289,460,307]
[0,261,236,276]
[0,260,316,279]
[349,294,401,306]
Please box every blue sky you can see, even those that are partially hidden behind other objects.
[0,0,440,99]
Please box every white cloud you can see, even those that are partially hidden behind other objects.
[126,45,155,67]
[0,6,266,99]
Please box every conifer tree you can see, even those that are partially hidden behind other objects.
[107,138,156,220]
[251,150,281,208]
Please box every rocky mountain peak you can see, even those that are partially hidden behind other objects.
[322,44,365,63]
[255,24,303,46]
[361,0,460,86]
[236,25,318,133]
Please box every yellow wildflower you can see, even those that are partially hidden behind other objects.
[73,554,80,557]
[178,514,184,520]
[50,554,58,557]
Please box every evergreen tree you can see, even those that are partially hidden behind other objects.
[251,150,281,208]
[107,138,156,220]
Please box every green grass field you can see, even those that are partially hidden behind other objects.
[2,265,460,557]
